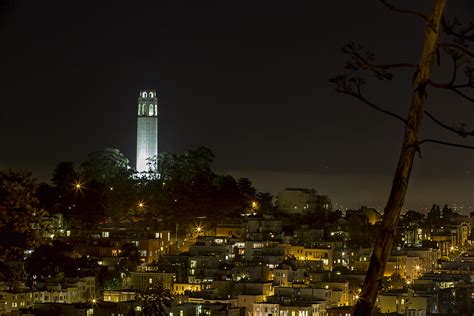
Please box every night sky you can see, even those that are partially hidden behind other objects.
[0,1,473,211]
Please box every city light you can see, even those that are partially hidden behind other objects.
[73,181,83,191]
[194,224,205,236]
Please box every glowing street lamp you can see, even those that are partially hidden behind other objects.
[74,181,83,191]
[195,224,204,236]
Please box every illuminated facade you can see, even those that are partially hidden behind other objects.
[136,90,158,172]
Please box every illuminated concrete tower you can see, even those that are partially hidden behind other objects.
[136,89,158,172]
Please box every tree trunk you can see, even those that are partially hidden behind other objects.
[353,1,447,315]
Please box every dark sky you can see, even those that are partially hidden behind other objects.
[0,0,473,211]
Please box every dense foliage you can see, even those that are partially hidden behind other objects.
[35,147,274,228]
[0,170,48,261]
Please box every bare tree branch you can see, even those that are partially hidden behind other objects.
[380,0,430,24]
[424,110,474,137]
[418,138,474,149]
[442,16,474,45]
[439,43,474,58]
[342,43,417,81]
[428,83,474,102]
[429,81,472,89]
[339,90,408,123]
[429,65,474,102]
[451,87,474,102]
[330,75,407,124]
[442,47,461,85]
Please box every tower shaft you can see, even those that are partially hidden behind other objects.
[136,90,158,172]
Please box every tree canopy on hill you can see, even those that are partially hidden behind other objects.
[37,146,275,227]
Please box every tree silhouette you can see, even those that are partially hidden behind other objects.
[0,170,47,261]
[80,148,135,222]
[0,170,49,290]
[331,0,474,314]
[135,282,173,316]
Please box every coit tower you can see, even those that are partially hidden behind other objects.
[136,89,158,172]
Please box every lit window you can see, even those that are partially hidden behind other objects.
[149,278,153,284]
[102,231,109,238]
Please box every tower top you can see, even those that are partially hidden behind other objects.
[139,89,157,100]
[138,90,158,117]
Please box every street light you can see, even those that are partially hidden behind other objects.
[195,224,204,236]
[73,181,83,191]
